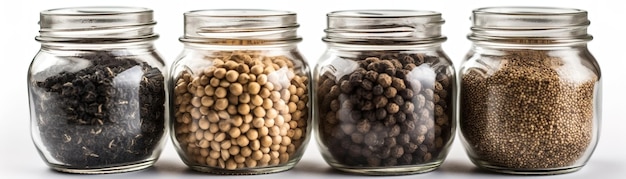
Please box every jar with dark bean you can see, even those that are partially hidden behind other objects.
[314,10,456,175]
[170,9,311,175]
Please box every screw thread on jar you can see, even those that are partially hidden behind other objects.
[468,6,592,45]
[180,9,301,45]
[323,10,446,46]
[36,6,158,43]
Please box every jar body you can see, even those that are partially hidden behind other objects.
[459,45,601,173]
[315,10,455,175]
[169,44,311,174]
[459,45,601,174]
[28,43,168,173]
[459,6,601,175]
[314,45,456,175]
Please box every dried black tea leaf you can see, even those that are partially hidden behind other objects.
[31,51,165,168]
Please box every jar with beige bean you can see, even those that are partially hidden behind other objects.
[170,9,311,175]
[314,10,456,175]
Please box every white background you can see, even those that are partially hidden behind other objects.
[1,0,624,178]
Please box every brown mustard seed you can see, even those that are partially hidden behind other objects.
[461,50,596,169]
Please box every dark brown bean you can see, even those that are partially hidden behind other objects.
[317,52,452,168]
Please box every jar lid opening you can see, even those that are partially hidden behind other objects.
[185,9,295,17]
[328,10,440,18]
[474,6,586,15]
[41,6,152,16]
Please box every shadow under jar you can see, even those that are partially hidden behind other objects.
[459,6,602,175]
[170,9,311,175]
[314,10,456,175]
[28,7,168,174]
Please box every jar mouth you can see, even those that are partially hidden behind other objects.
[180,9,301,45]
[37,6,157,43]
[41,6,152,16]
[469,6,592,44]
[328,9,441,18]
[185,9,296,17]
[474,6,585,15]
[324,9,446,45]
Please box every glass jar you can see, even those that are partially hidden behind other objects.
[28,7,168,174]
[314,10,456,175]
[459,7,601,175]
[170,9,311,174]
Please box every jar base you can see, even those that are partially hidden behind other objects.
[329,162,442,176]
[187,161,297,175]
[48,159,155,174]
[473,161,583,175]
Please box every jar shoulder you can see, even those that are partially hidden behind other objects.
[29,48,166,83]
[460,47,600,80]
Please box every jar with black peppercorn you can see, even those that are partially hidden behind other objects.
[169,9,311,174]
[314,10,456,175]
[459,7,601,175]
[28,7,168,174]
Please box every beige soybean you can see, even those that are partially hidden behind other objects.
[172,50,310,171]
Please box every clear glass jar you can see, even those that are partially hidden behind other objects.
[459,7,601,175]
[314,10,456,175]
[28,7,168,174]
[170,9,311,174]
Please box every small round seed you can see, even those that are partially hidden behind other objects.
[248,82,261,95]
[226,70,239,82]
[229,83,243,96]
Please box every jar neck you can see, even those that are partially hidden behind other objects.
[182,42,299,51]
[180,9,301,45]
[323,10,446,45]
[36,6,158,43]
[471,40,589,50]
[326,42,444,52]
[470,42,589,54]
[468,6,592,45]
[40,40,156,51]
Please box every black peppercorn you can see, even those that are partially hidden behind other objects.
[340,80,353,93]
[372,85,384,95]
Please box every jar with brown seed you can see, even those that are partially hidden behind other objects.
[459,7,601,175]
[314,10,456,175]
[170,9,311,175]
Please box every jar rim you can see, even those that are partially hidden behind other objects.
[41,6,152,16]
[473,6,586,15]
[184,9,296,17]
[327,9,441,18]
